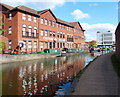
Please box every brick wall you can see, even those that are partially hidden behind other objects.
[115,22,120,62]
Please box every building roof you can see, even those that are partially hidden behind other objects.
[70,22,85,31]
[57,18,73,27]
[38,9,50,14]
[10,5,39,16]
[0,3,14,10]
[38,9,57,20]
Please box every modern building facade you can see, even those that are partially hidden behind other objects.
[115,22,120,61]
[97,31,114,47]
[0,3,85,53]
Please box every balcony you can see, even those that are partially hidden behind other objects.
[22,32,38,38]
[67,37,74,42]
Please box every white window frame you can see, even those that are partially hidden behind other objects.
[34,41,37,48]
[22,24,26,36]
[8,26,12,34]
[40,30,44,36]
[9,40,12,49]
[45,19,48,25]
[22,14,26,20]
[34,17,37,22]
[34,28,37,37]
[28,15,32,21]
[9,13,12,20]
[28,41,32,48]
[45,30,48,36]
[41,18,44,24]
[41,42,44,48]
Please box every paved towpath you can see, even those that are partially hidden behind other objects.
[72,52,119,95]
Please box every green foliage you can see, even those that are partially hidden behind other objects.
[90,40,97,47]
[111,54,120,77]
[0,41,5,53]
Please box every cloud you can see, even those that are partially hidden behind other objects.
[88,3,98,7]
[81,23,116,33]
[0,0,66,9]
[80,23,117,41]
[71,9,90,20]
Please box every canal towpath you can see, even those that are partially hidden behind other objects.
[72,52,119,95]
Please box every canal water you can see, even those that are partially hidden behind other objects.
[1,52,106,96]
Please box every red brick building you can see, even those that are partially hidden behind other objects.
[115,22,120,61]
[0,3,85,53]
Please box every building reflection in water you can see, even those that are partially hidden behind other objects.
[2,55,85,96]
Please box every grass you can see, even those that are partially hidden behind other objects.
[111,54,120,77]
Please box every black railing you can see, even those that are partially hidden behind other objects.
[67,37,74,42]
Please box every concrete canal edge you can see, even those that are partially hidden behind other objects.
[1,51,89,64]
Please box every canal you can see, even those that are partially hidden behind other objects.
[1,52,106,96]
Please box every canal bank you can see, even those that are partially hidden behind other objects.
[1,51,89,64]
[69,52,119,95]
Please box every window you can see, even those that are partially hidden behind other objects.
[23,40,26,48]
[8,13,12,20]
[41,42,44,48]
[40,30,44,36]
[34,27,37,37]
[8,26,12,34]
[50,31,52,36]
[56,23,58,28]
[28,41,32,48]
[28,15,32,21]
[57,43,59,48]
[67,27,68,30]
[60,32,62,38]
[41,18,44,24]
[57,32,59,38]
[34,41,37,48]
[49,42,52,49]
[59,24,61,29]
[28,26,32,36]
[22,27,26,36]
[45,19,48,25]
[63,33,65,38]
[63,43,65,47]
[22,24,26,36]
[49,20,52,26]
[53,32,55,37]
[22,14,26,20]
[8,40,12,49]
[60,43,62,48]
[45,30,48,36]
[34,17,37,22]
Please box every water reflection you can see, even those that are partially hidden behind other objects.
[2,52,101,96]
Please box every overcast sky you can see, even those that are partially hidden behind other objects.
[1,0,119,41]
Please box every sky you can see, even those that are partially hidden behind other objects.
[1,0,119,42]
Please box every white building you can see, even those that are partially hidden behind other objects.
[97,31,115,47]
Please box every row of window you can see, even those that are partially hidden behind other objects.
[40,29,65,38]
[22,41,65,49]
[8,13,83,34]
[22,24,37,37]
[22,14,37,22]
[40,17,74,32]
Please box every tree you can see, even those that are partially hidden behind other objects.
[90,40,97,47]
[0,41,5,53]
